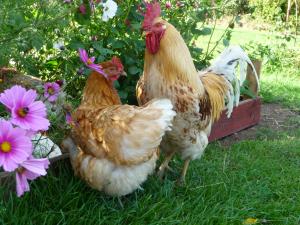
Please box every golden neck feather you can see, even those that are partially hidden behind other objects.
[81,72,121,107]
[144,21,204,94]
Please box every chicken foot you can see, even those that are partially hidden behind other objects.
[176,158,191,186]
[157,152,175,180]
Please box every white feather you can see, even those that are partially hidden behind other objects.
[120,98,176,160]
[200,45,259,117]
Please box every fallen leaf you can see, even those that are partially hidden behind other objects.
[243,218,258,225]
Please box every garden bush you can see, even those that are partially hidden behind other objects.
[0,0,235,104]
[248,0,299,32]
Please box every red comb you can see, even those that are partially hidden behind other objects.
[111,56,124,71]
[142,1,161,31]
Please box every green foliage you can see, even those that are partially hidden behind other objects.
[248,0,299,32]
[0,0,233,104]
[249,0,286,22]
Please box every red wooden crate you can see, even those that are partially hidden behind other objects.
[208,97,261,142]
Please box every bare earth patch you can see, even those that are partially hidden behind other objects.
[218,103,300,146]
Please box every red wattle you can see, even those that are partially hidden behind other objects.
[146,32,164,54]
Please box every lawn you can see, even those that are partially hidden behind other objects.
[1,26,300,225]
[1,139,300,225]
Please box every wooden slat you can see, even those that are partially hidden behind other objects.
[209,97,261,142]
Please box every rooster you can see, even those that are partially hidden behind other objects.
[62,56,175,197]
[136,2,259,184]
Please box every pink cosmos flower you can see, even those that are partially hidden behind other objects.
[0,120,32,172]
[78,48,107,77]
[0,85,50,131]
[16,157,50,197]
[44,82,60,102]
[165,1,171,9]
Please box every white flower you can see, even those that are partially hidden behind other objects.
[101,0,118,22]
[53,41,65,50]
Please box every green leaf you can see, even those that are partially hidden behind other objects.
[92,41,104,52]
[114,80,120,89]
[97,55,105,62]
[128,66,140,75]
[196,27,212,35]
[110,40,125,49]
[130,22,141,31]
[118,90,128,99]
[223,38,230,47]
[83,68,92,76]
[100,48,114,56]
[31,35,44,50]
[45,60,58,69]
[69,39,84,50]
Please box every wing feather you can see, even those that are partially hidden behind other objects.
[72,99,175,165]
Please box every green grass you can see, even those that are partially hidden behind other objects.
[260,71,300,110]
[1,139,300,224]
[1,26,300,224]
[197,25,300,52]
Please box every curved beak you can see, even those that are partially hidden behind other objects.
[121,71,127,76]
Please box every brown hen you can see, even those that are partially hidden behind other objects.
[63,57,175,196]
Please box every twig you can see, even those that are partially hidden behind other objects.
[207,16,236,57]
[204,16,217,60]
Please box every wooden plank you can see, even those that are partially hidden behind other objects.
[208,97,261,142]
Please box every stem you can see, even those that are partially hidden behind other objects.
[204,17,217,60]
[206,16,235,58]
[124,0,133,21]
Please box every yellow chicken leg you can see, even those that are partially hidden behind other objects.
[177,158,191,185]
[157,152,175,180]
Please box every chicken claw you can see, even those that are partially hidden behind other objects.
[157,152,175,180]
[176,158,191,186]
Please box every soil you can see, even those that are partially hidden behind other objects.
[219,103,300,146]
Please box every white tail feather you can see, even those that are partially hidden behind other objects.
[200,45,259,117]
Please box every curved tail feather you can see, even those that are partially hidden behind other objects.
[200,45,259,117]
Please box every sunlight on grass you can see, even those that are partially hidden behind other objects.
[196,25,300,54]
[260,71,300,110]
